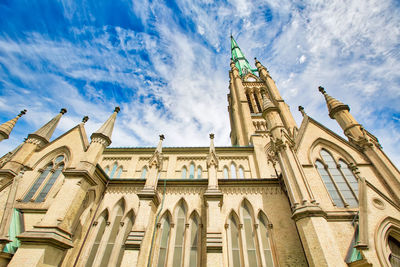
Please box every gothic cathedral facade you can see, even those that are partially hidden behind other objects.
[0,37,399,267]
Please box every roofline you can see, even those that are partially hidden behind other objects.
[104,146,255,154]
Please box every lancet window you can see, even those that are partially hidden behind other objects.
[315,149,358,207]
[189,163,195,179]
[156,202,201,267]
[86,200,134,267]
[389,235,400,266]
[197,166,202,178]
[23,154,66,202]
[226,203,276,267]
[182,164,202,179]
[107,162,123,179]
[141,166,148,179]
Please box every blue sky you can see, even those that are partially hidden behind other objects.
[0,0,400,165]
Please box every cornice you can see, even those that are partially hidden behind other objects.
[104,146,255,154]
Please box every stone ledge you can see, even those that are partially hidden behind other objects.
[125,230,145,250]
[17,227,73,250]
[291,205,326,221]
[206,232,223,252]
[137,189,160,206]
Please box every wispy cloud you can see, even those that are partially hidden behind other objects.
[0,0,399,166]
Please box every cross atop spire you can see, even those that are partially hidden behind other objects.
[230,36,257,76]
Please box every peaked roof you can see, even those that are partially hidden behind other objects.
[91,107,120,146]
[0,110,26,140]
[231,36,257,76]
[29,108,66,143]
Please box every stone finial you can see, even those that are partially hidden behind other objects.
[159,134,165,141]
[114,106,120,113]
[82,116,89,123]
[18,109,27,117]
[207,133,218,167]
[27,108,67,144]
[298,106,306,117]
[318,86,350,119]
[209,133,214,139]
[0,109,28,141]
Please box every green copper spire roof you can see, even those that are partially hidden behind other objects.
[231,36,257,76]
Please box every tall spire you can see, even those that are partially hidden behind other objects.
[231,36,257,76]
[90,107,120,147]
[27,108,66,145]
[318,86,350,119]
[0,110,26,141]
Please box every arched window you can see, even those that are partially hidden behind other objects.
[224,167,229,179]
[115,212,134,266]
[86,211,108,267]
[231,163,237,179]
[246,93,254,113]
[104,166,109,175]
[172,203,186,267]
[239,167,245,179]
[141,167,148,179]
[109,163,118,178]
[189,163,195,179]
[228,214,242,267]
[197,166,202,179]
[157,216,171,267]
[254,92,262,112]
[100,202,124,266]
[23,154,66,202]
[35,163,64,202]
[259,213,274,266]
[188,215,200,266]
[115,167,123,178]
[241,203,258,266]
[181,167,187,179]
[316,149,358,207]
[389,235,400,266]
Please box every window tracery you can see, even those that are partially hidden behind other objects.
[315,149,358,207]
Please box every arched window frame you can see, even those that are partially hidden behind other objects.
[238,166,245,179]
[257,212,276,267]
[315,149,358,207]
[231,162,237,179]
[87,199,130,267]
[197,166,202,179]
[156,213,172,267]
[181,166,187,179]
[184,212,201,267]
[226,212,243,267]
[223,166,229,179]
[171,202,187,267]
[141,166,148,179]
[239,202,260,267]
[22,154,66,202]
[189,163,195,179]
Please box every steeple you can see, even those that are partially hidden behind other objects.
[0,110,26,142]
[90,107,120,147]
[231,36,257,76]
[318,86,350,119]
[27,108,67,146]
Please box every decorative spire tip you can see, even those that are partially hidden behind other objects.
[318,86,326,94]
[82,116,89,123]
[298,106,306,117]
[159,134,165,140]
[18,109,27,117]
[114,106,120,113]
[209,133,214,139]
[60,108,67,114]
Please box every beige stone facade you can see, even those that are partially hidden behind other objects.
[0,47,399,267]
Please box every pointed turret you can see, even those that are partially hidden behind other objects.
[0,110,26,142]
[207,133,218,168]
[26,108,66,147]
[318,86,350,119]
[90,107,120,147]
[231,36,257,76]
[148,134,165,170]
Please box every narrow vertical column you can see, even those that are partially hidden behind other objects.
[248,89,259,113]
[204,134,224,266]
[127,136,164,266]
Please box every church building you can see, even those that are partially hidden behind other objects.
[0,37,399,267]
